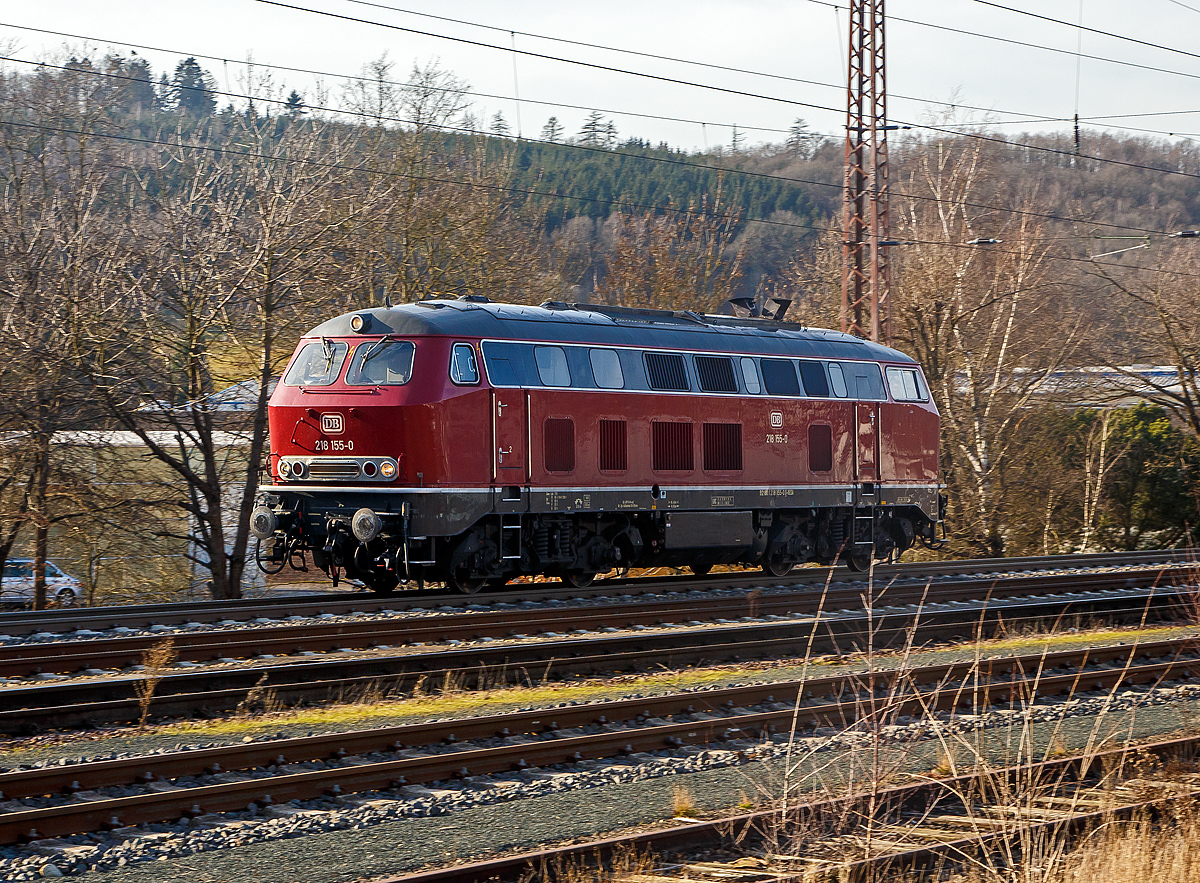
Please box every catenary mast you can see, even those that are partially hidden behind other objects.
[841,0,891,343]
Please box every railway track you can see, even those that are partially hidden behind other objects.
[3,635,1197,847]
[0,571,1188,733]
[381,731,1200,883]
[0,550,1190,638]
[2,564,1187,680]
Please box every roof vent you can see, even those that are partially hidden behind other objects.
[457,295,491,303]
[540,300,572,311]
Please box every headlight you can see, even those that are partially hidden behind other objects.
[291,460,306,478]
[279,460,291,478]
[379,460,396,479]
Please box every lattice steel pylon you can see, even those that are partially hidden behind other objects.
[841,0,891,343]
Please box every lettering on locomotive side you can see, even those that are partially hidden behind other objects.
[759,488,795,497]
[770,411,784,427]
[766,433,789,444]
[711,495,734,507]
[617,500,639,510]
[320,413,345,434]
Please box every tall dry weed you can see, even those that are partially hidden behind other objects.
[134,637,177,728]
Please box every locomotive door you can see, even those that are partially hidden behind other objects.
[855,402,879,483]
[491,389,529,486]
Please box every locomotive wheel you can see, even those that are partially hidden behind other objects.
[563,571,596,588]
[845,552,873,572]
[689,563,713,577]
[450,569,486,594]
[762,556,793,578]
[367,573,399,595]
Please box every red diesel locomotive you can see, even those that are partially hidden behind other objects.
[251,298,945,593]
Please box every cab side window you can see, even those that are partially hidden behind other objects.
[449,343,480,385]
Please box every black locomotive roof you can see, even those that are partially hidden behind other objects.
[307,298,916,363]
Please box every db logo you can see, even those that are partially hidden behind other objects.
[770,411,784,428]
[320,413,344,434]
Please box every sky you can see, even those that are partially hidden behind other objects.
[5,0,1200,152]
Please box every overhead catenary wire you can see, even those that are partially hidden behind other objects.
[970,0,1200,64]
[5,115,1200,282]
[5,16,1200,143]
[251,1,1200,195]
[2,50,1189,245]
[337,0,1200,116]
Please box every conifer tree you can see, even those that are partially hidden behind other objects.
[578,111,606,147]
[489,111,511,137]
[284,90,306,119]
[171,57,216,116]
[541,116,563,142]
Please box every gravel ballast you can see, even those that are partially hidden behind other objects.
[5,676,1200,882]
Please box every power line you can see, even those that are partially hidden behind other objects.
[0,116,827,233]
[804,0,1200,84]
[0,20,804,140]
[6,50,1190,244]
[1163,0,1200,15]
[7,15,1198,147]
[253,1,1200,206]
[340,0,1200,122]
[971,0,1200,64]
[5,115,1200,282]
[255,0,848,116]
[915,119,1200,182]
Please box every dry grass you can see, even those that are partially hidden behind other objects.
[518,847,654,883]
[746,560,1200,882]
[672,784,697,818]
[951,808,1200,883]
[133,637,177,728]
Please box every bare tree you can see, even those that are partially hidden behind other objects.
[0,55,139,607]
[891,135,1079,556]
[597,182,745,313]
[81,113,384,599]
[1092,242,1200,443]
[340,61,549,307]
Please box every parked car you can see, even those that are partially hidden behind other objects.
[0,559,81,607]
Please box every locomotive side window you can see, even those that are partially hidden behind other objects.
[534,346,571,387]
[798,360,830,397]
[695,356,738,393]
[347,339,416,386]
[589,348,625,389]
[703,422,743,471]
[644,352,690,391]
[850,363,887,400]
[599,419,628,471]
[761,358,801,396]
[808,424,834,472]
[283,340,349,387]
[448,343,480,385]
[885,366,928,401]
[828,363,849,397]
[543,418,575,473]
[651,420,694,471]
[740,357,761,394]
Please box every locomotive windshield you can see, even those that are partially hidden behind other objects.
[283,340,349,387]
[347,339,416,385]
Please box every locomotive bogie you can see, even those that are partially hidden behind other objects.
[255,299,944,593]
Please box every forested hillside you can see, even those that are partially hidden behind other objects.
[2,52,1199,605]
